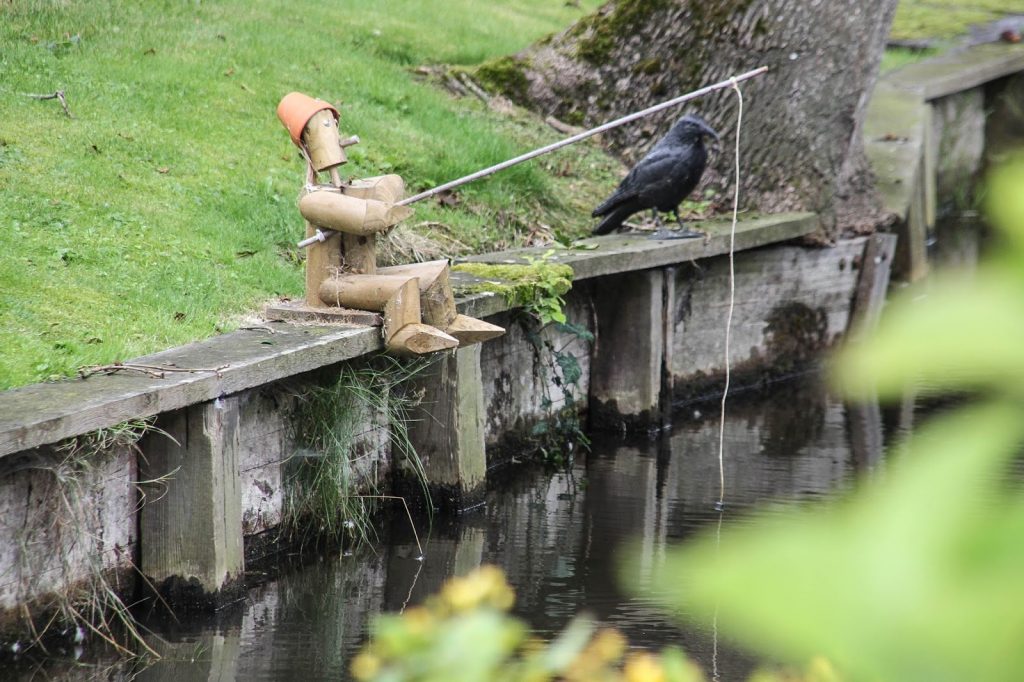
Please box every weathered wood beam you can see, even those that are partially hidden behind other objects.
[405,345,487,511]
[303,221,341,307]
[138,398,244,605]
[589,269,665,430]
[0,213,818,457]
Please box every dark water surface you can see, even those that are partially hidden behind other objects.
[19,376,904,680]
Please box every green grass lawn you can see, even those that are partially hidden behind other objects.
[0,0,609,389]
[892,0,1024,40]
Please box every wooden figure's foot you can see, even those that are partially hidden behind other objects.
[445,314,505,346]
[386,323,458,356]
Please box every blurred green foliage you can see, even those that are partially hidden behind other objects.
[351,565,704,682]
[638,156,1024,681]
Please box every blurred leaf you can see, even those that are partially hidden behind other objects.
[539,616,595,671]
[638,402,1024,682]
[834,270,1024,400]
[985,156,1024,262]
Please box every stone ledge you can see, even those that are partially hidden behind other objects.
[460,212,818,279]
[0,324,379,458]
[864,80,930,222]
[887,42,1024,101]
[0,212,818,459]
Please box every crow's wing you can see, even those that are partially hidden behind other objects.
[625,143,706,212]
[591,144,690,217]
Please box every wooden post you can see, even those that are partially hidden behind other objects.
[849,233,898,341]
[847,396,885,476]
[405,345,487,511]
[344,174,406,204]
[378,261,504,345]
[383,278,422,342]
[319,274,419,310]
[142,631,242,680]
[659,266,677,430]
[892,152,930,282]
[589,269,665,430]
[383,280,458,355]
[342,233,378,275]
[138,398,244,606]
[318,273,457,354]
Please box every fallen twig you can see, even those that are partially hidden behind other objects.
[351,494,424,558]
[24,89,73,118]
[545,115,585,136]
[77,362,229,379]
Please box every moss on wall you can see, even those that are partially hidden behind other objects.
[453,261,574,323]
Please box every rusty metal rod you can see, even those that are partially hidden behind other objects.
[297,66,768,248]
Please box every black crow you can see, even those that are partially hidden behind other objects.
[592,114,719,237]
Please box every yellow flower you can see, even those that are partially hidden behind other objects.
[402,606,434,635]
[350,652,381,681]
[624,653,667,682]
[440,566,514,612]
[590,629,627,663]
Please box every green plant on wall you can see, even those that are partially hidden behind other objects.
[453,252,574,326]
[631,156,1024,681]
[523,317,593,465]
[284,356,432,546]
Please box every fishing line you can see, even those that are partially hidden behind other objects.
[715,78,744,512]
[711,509,724,681]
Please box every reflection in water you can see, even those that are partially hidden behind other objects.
[15,376,892,681]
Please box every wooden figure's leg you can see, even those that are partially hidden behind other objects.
[304,221,341,307]
[378,260,504,346]
[318,273,458,355]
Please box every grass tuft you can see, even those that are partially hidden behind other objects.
[283,356,433,546]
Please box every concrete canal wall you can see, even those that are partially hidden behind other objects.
[0,41,1021,641]
[866,42,1024,281]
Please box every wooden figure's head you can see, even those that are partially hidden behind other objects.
[277,92,346,172]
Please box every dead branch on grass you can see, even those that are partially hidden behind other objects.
[24,90,73,118]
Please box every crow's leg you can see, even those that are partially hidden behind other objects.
[650,207,704,240]
[649,208,665,229]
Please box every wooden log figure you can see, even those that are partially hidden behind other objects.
[275,92,503,356]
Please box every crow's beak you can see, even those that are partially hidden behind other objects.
[702,123,721,143]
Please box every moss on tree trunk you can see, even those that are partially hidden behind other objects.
[476,0,899,238]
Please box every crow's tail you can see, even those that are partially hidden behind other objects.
[592,204,635,235]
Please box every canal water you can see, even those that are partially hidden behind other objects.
[14,376,905,680]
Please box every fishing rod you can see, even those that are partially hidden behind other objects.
[297,66,768,248]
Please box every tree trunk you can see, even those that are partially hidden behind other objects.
[476,0,898,238]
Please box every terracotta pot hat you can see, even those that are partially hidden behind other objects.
[277,92,340,146]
